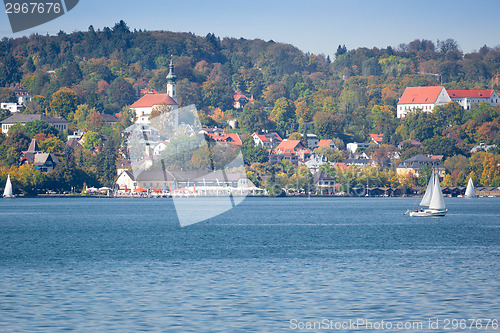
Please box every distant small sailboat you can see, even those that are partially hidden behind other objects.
[407,169,447,217]
[3,174,14,198]
[464,177,476,198]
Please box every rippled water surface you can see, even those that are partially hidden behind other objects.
[0,197,499,332]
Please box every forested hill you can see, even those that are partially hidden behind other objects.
[1,20,500,143]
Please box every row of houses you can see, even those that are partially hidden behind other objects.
[397,86,500,118]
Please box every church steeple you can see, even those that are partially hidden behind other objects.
[166,56,177,83]
[166,56,177,101]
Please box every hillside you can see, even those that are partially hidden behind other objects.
[0,21,499,193]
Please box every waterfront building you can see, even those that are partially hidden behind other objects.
[396,154,446,178]
[19,139,59,172]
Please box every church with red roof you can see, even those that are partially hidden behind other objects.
[131,58,179,124]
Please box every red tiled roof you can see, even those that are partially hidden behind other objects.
[205,132,242,145]
[334,163,349,171]
[130,94,177,108]
[233,91,255,102]
[369,133,383,143]
[398,86,444,104]
[255,134,268,142]
[140,88,158,95]
[447,90,494,98]
[234,91,249,102]
[399,139,422,146]
[253,132,282,142]
[276,140,303,153]
[317,139,333,147]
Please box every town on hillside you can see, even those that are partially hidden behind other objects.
[0,23,499,197]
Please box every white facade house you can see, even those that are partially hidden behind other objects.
[447,90,500,110]
[1,114,68,134]
[0,102,22,113]
[397,86,451,118]
[346,142,376,153]
[252,132,283,148]
[116,170,137,192]
[305,154,335,174]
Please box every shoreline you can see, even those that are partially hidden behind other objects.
[8,193,499,199]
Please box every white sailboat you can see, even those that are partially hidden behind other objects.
[464,177,476,198]
[408,169,447,217]
[3,174,14,198]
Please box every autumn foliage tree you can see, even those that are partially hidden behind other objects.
[50,88,78,121]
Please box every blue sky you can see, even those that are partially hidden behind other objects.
[1,0,499,56]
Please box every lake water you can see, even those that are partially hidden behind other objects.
[0,197,499,332]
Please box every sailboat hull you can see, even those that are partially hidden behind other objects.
[409,209,448,217]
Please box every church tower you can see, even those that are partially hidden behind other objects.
[166,56,178,102]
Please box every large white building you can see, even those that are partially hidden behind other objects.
[447,90,500,110]
[131,58,179,124]
[397,86,500,118]
[1,114,68,134]
[397,86,451,118]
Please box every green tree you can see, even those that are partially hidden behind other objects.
[87,112,104,132]
[0,55,22,86]
[443,155,468,175]
[0,87,17,103]
[433,102,464,130]
[313,112,343,138]
[108,77,135,107]
[82,131,102,150]
[481,153,500,186]
[201,78,233,109]
[97,138,118,186]
[39,137,65,154]
[422,136,461,158]
[50,88,78,121]
[240,134,268,165]
[441,174,453,187]
[15,164,46,195]
[238,101,273,133]
[23,120,58,138]
[5,129,30,154]
[73,104,95,130]
[59,62,83,87]
[271,97,296,136]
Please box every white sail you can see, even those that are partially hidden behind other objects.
[428,172,445,210]
[419,169,434,207]
[3,174,13,198]
[464,177,475,198]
